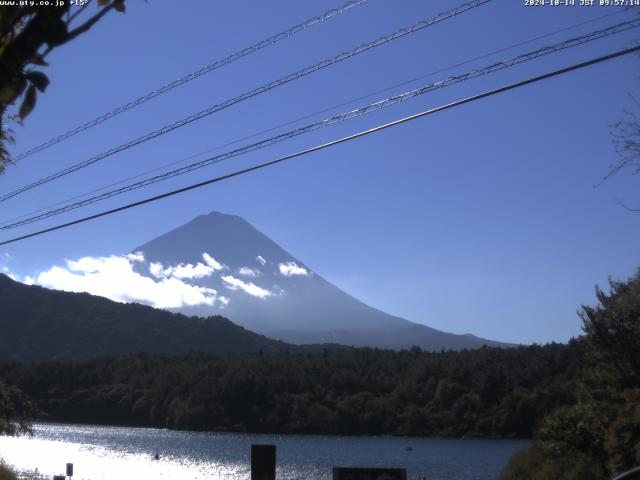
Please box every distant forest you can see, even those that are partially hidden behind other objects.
[0,342,581,438]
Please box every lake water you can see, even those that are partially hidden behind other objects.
[0,423,528,480]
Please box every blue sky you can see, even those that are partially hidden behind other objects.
[1,0,639,344]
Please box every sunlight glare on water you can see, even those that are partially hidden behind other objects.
[0,425,246,480]
[0,423,528,480]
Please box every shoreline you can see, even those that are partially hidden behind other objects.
[30,419,533,442]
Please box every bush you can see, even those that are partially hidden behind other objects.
[499,445,606,480]
[0,381,35,436]
[0,463,18,480]
[500,270,640,479]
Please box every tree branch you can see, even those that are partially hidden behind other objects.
[41,1,116,58]
[68,0,92,26]
[65,1,116,42]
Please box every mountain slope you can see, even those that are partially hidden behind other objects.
[0,274,294,362]
[133,211,510,350]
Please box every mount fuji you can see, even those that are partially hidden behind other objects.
[130,211,509,351]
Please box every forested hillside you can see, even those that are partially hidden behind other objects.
[0,342,582,438]
[0,274,292,361]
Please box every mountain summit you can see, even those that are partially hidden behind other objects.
[133,211,509,350]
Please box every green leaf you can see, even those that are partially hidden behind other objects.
[0,76,26,104]
[25,71,49,92]
[97,0,109,5]
[19,85,37,120]
[114,1,125,13]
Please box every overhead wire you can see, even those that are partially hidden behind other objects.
[1,17,638,231]
[10,0,370,163]
[0,0,493,205]
[1,44,637,247]
[1,7,625,229]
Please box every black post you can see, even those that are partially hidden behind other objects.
[251,444,276,480]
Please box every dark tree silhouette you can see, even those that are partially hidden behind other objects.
[604,97,640,212]
[580,270,640,389]
[500,269,640,479]
[0,342,583,438]
[0,381,35,436]
[0,0,125,173]
[612,101,640,177]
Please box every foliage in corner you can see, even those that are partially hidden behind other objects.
[500,269,640,479]
[580,271,640,389]
[0,462,19,480]
[611,105,640,177]
[0,0,125,173]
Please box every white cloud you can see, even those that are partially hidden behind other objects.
[147,253,224,280]
[278,261,310,277]
[170,262,216,280]
[256,255,266,266]
[202,253,225,271]
[126,252,145,262]
[238,267,259,277]
[149,262,167,279]
[221,275,272,299]
[34,255,221,309]
[67,256,105,274]
[219,296,230,306]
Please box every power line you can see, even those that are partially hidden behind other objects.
[10,0,370,163]
[2,8,625,229]
[3,17,637,230]
[0,0,493,205]
[1,44,637,247]
[340,8,629,109]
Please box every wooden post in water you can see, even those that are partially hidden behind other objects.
[251,444,276,480]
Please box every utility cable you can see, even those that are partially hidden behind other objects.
[0,44,637,247]
[2,18,637,231]
[0,0,493,205]
[1,7,625,229]
[10,0,370,162]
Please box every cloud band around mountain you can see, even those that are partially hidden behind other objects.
[33,253,221,309]
[9,250,282,309]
